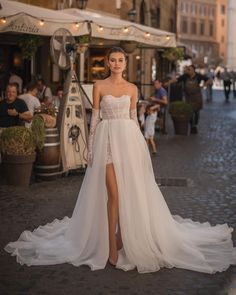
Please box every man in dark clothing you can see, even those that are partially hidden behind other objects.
[0,83,32,128]
[221,68,232,102]
[167,65,212,134]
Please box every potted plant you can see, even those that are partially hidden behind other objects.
[0,126,41,186]
[162,47,184,62]
[76,35,90,54]
[169,101,193,135]
[18,34,41,60]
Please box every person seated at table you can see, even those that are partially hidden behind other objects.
[0,83,32,128]
[19,82,41,128]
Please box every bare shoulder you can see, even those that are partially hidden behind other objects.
[93,79,110,92]
[126,82,138,96]
[128,82,138,96]
[93,80,104,90]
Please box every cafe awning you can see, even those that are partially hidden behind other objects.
[0,0,176,47]
[61,8,176,48]
[0,0,89,36]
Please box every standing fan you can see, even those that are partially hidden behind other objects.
[50,28,76,70]
[50,28,88,172]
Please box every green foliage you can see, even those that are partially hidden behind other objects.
[0,126,36,155]
[40,104,58,117]
[0,119,46,155]
[18,34,40,60]
[31,116,45,150]
[169,101,193,118]
[162,47,184,62]
[75,35,90,44]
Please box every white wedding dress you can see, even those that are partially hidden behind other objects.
[5,95,236,273]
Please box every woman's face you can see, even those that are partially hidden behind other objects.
[107,52,126,74]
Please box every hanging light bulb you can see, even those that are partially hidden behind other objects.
[75,22,80,28]
[1,17,7,24]
[39,19,44,26]
[145,32,150,38]
[98,25,104,32]
[166,35,170,40]
[123,27,129,33]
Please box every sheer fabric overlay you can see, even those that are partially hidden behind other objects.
[87,108,100,166]
[5,95,236,273]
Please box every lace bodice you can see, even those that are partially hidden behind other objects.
[100,95,131,120]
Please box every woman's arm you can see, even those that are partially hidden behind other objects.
[92,81,101,110]
[130,85,139,126]
[87,82,101,167]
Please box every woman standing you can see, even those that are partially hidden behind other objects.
[5,47,236,274]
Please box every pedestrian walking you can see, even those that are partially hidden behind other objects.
[5,48,236,274]
[221,68,232,103]
[230,70,236,99]
[205,69,214,102]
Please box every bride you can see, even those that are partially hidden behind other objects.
[5,47,236,274]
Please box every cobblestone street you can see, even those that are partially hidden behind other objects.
[0,90,236,295]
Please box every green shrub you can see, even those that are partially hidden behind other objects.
[0,118,45,155]
[0,126,35,155]
[31,115,45,150]
[169,101,193,118]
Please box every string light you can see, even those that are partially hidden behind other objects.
[145,32,150,38]
[123,27,129,33]
[98,25,104,32]
[39,19,44,26]
[166,35,170,40]
[75,22,80,28]
[1,17,6,24]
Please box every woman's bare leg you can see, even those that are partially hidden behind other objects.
[106,163,119,264]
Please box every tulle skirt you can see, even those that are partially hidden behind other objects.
[5,119,236,273]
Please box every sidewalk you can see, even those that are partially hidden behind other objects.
[0,90,236,295]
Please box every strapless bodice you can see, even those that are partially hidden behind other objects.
[100,95,131,120]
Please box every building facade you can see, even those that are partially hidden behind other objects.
[227,0,236,70]
[177,0,219,66]
[215,0,228,65]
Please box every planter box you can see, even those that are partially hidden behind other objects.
[2,153,36,187]
[172,116,190,135]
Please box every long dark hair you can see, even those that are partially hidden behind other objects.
[104,46,128,79]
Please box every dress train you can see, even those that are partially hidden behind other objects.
[5,95,236,273]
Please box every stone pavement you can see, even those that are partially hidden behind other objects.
[0,90,236,295]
